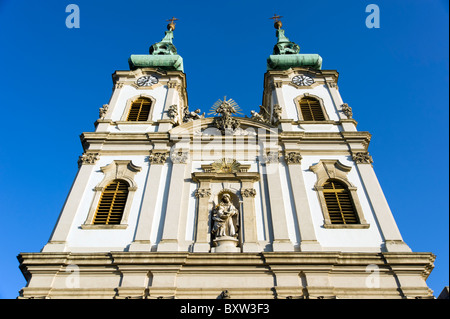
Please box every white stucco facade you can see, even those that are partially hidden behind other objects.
[18,48,435,299]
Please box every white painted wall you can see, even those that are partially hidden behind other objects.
[301,155,384,251]
[66,155,149,251]
[280,84,340,122]
[117,85,168,121]
[63,154,385,252]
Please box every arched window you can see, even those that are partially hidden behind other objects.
[323,180,359,224]
[299,96,326,121]
[93,179,129,225]
[126,97,152,121]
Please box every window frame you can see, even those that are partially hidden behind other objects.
[120,95,156,122]
[92,179,130,225]
[294,93,330,122]
[322,179,359,225]
[82,160,141,229]
[310,160,369,229]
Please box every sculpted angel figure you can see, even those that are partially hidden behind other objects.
[183,108,204,122]
[250,110,265,122]
[212,194,239,238]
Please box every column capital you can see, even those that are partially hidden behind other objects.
[262,150,280,164]
[242,188,257,198]
[170,151,189,164]
[352,151,373,164]
[194,188,211,198]
[285,151,302,165]
[148,151,169,164]
[77,152,100,167]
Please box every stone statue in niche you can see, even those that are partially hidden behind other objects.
[212,194,239,238]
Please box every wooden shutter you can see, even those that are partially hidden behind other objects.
[323,180,358,224]
[126,98,151,121]
[299,97,325,121]
[93,180,129,225]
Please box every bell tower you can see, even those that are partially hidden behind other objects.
[259,16,413,253]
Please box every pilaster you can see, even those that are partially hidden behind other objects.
[263,151,294,251]
[157,151,190,251]
[158,80,180,131]
[42,153,100,252]
[241,183,259,252]
[284,151,322,251]
[95,82,123,132]
[192,182,212,252]
[129,149,169,251]
[272,80,293,131]
[352,152,411,252]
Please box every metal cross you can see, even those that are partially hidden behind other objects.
[166,17,179,24]
[269,14,283,22]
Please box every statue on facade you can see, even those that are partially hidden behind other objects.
[212,194,239,238]
[250,110,266,123]
[183,107,204,122]
[208,96,243,134]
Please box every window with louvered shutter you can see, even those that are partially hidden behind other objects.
[126,98,151,121]
[323,180,359,224]
[299,97,326,121]
[93,180,129,225]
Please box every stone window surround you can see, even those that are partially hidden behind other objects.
[309,159,369,229]
[294,93,331,122]
[119,94,157,122]
[81,160,142,229]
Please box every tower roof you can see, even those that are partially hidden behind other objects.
[267,16,322,70]
[128,18,184,72]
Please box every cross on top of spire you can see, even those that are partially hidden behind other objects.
[269,14,283,29]
[166,17,179,31]
[269,14,283,22]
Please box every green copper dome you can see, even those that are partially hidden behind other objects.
[267,26,322,71]
[129,25,184,72]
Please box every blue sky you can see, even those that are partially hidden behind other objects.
[0,0,448,299]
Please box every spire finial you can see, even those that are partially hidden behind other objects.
[166,16,179,31]
[269,14,283,29]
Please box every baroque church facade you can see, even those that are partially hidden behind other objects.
[18,19,435,299]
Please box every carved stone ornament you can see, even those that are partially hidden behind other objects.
[258,104,271,122]
[285,151,302,164]
[99,104,108,119]
[242,188,257,197]
[219,290,230,299]
[201,158,250,173]
[194,188,211,198]
[272,104,282,123]
[327,82,338,89]
[352,152,373,164]
[341,103,353,119]
[209,97,243,134]
[78,152,100,167]
[167,104,178,120]
[262,151,279,164]
[250,110,267,123]
[211,158,241,173]
[182,107,204,122]
[148,151,168,164]
[170,151,189,164]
